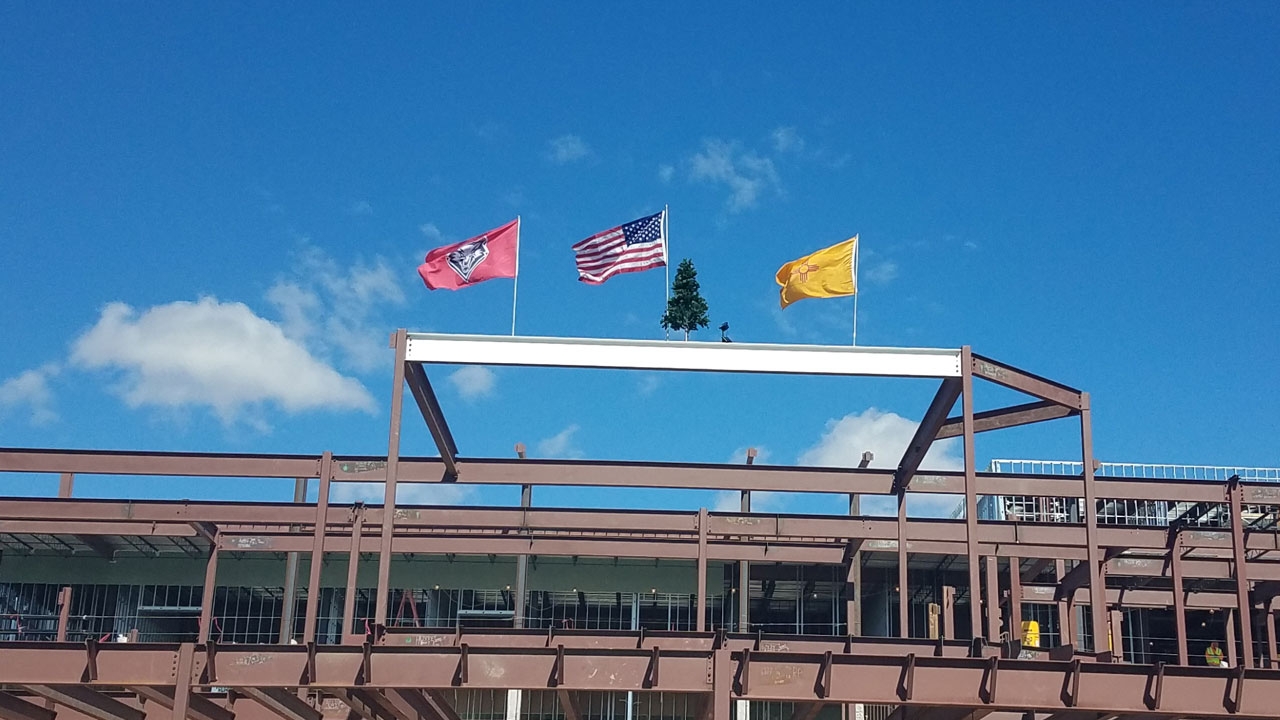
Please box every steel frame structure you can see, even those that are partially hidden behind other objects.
[1,331,1278,720]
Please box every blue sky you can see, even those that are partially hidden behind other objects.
[1,4,1277,512]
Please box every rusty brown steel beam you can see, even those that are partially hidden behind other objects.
[404,362,458,480]
[24,687,143,720]
[129,687,234,720]
[236,689,320,720]
[0,520,198,537]
[557,691,582,720]
[218,532,849,563]
[935,400,1077,440]
[893,377,961,493]
[384,690,444,720]
[0,693,56,720]
[418,692,459,720]
[969,353,1084,409]
[5,448,1269,505]
[333,691,388,720]
[0,448,322,479]
[733,650,1273,717]
[1025,584,1243,610]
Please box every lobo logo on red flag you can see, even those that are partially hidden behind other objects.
[418,219,519,291]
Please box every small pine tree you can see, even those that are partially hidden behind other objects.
[660,259,710,341]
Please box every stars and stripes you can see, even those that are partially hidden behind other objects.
[572,210,667,285]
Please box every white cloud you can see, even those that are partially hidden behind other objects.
[0,363,60,426]
[448,366,496,401]
[547,135,590,164]
[536,424,582,459]
[799,408,963,518]
[419,223,444,243]
[771,127,805,153]
[332,481,472,506]
[349,200,374,216]
[657,164,676,183]
[636,374,662,397]
[689,139,780,213]
[863,260,899,285]
[268,244,407,373]
[69,298,376,424]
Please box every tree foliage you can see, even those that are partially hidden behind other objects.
[660,259,710,341]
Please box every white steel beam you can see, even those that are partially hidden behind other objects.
[405,333,962,378]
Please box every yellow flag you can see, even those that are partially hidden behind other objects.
[775,235,857,309]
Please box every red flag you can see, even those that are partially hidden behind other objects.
[418,219,519,291]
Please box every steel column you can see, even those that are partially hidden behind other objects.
[55,587,71,642]
[1228,476,1254,668]
[897,491,908,638]
[1267,604,1278,669]
[961,347,982,637]
[1171,532,1189,665]
[170,642,194,720]
[1108,609,1124,660]
[1226,608,1239,668]
[198,540,219,643]
[303,451,333,644]
[696,508,708,632]
[343,504,366,637]
[1079,394,1106,652]
[279,477,308,644]
[1007,557,1023,643]
[377,329,409,627]
[941,585,956,640]
[515,484,531,629]
[985,557,1001,642]
[740,489,751,633]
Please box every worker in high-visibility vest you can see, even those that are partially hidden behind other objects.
[1206,641,1226,667]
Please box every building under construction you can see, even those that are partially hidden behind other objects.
[2,331,1279,720]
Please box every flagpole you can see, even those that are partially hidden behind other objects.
[511,216,520,336]
[663,205,670,341]
[851,235,859,346]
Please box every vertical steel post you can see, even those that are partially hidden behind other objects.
[985,557,1001,642]
[739,490,750,633]
[1008,557,1023,643]
[1079,394,1106,653]
[376,329,409,627]
[303,451,333,644]
[712,649,732,720]
[897,491,908,638]
[1170,532,1189,665]
[1108,609,1124,661]
[55,587,71,642]
[1267,601,1278,669]
[172,643,194,720]
[1226,608,1239,668]
[961,347,982,638]
[514,483,532,629]
[57,473,73,498]
[696,508,708,632]
[1228,477,1254,668]
[279,477,308,643]
[343,504,365,638]
[941,585,956,640]
[848,490,861,637]
[198,540,220,643]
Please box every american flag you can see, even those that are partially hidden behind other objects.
[572,210,667,285]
